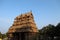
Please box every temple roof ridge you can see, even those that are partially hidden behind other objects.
[16,11,33,18]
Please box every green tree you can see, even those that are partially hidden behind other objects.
[0,32,2,38]
[40,24,55,40]
[2,34,7,39]
[55,23,60,36]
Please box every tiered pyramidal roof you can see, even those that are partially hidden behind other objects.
[8,12,38,33]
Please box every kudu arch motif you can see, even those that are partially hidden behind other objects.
[8,12,38,40]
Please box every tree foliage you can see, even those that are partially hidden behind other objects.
[38,23,60,40]
[0,32,2,38]
[0,32,7,39]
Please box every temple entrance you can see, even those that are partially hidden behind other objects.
[13,32,26,40]
[20,32,25,40]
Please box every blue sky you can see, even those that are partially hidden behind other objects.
[0,0,60,33]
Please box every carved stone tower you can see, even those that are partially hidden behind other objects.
[8,12,38,40]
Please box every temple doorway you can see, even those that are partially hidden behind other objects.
[13,32,26,40]
[20,32,25,40]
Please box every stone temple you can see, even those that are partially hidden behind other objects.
[8,12,38,40]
